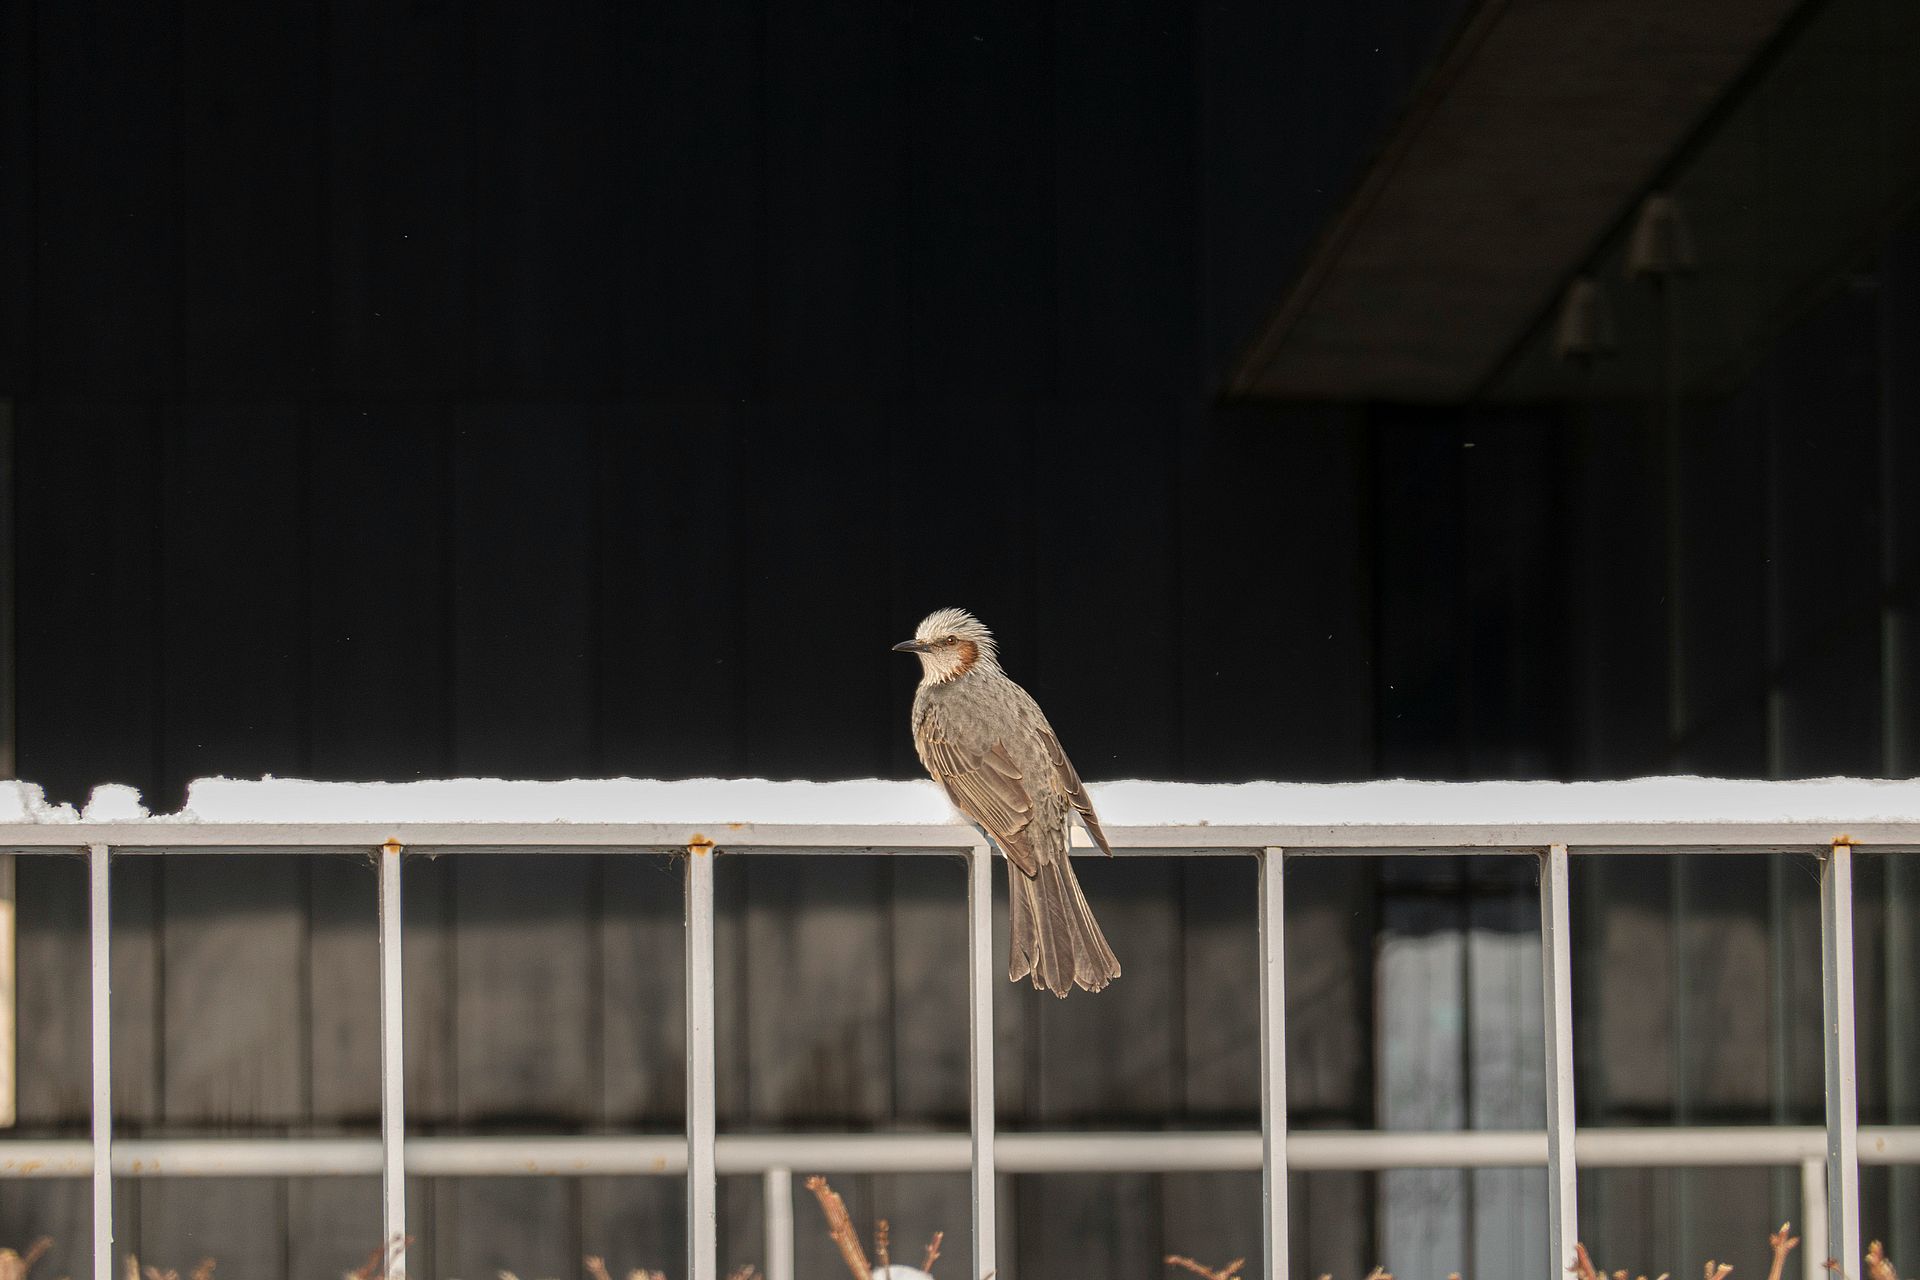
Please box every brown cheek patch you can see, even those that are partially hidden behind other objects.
[952,638,979,676]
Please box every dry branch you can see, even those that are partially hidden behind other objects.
[1166,1256,1244,1280]
[805,1175,872,1280]
[350,1244,397,1280]
[0,1240,52,1280]
[0,1239,53,1280]
[349,1236,414,1280]
[1867,1243,1900,1280]
[583,1251,672,1280]
[1766,1223,1802,1280]
[921,1231,943,1274]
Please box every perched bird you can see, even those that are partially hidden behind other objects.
[893,607,1121,996]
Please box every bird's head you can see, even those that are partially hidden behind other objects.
[892,607,999,684]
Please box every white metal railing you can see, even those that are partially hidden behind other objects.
[0,811,1915,1280]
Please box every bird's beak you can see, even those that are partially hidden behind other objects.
[892,639,930,653]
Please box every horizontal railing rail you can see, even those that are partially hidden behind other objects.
[4,1126,1920,1176]
[0,812,1907,1280]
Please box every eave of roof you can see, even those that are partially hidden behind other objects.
[1227,0,1806,404]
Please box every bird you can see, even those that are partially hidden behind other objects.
[892,607,1121,996]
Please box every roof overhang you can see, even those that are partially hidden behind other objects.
[1226,0,1808,404]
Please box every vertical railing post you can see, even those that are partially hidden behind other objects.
[378,840,408,1279]
[1800,1157,1827,1280]
[1541,843,1579,1272]
[1258,849,1289,1280]
[1,852,15,1130]
[1887,855,1917,1266]
[967,842,998,1280]
[762,1167,794,1280]
[88,842,111,1280]
[1820,839,1861,1269]
[686,837,718,1280]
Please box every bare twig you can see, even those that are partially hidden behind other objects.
[921,1232,944,1274]
[1165,1258,1244,1280]
[1866,1243,1899,1280]
[1703,1261,1731,1280]
[1572,1245,1604,1280]
[0,1238,54,1280]
[876,1220,891,1270]
[584,1259,665,1280]
[805,1175,872,1280]
[0,1239,54,1280]
[1765,1223,1802,1280]
[359,1236,415,1280]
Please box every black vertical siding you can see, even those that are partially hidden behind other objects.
[7,0,1920,1274]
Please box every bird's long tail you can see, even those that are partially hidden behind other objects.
[1009,853,1121,997]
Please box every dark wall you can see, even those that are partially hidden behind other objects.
[8,0,1920,1276]
[1,0,1474,811]
[0,5,1470,1279]
[12,408,1389,808]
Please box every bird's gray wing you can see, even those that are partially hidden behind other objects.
[920,718,1042,877]
[1040,726,1115,857]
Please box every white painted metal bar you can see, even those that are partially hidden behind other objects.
[0,810,1903,1280]
[1540,843,1579,1272]
[1820,839,1861,1269]
[1800,1157,1826,1280]
[967,842,998,1280]
[4,1124,1920,1177]
[0,852,14,1129]
[762,1167,794,1280]
[6,819,1920,852]
[1888,855,1918,1267]
[1257,849,1288,1280]
[378,841,408,1279]
[685,838,718,1280]
[88,843,111,1280]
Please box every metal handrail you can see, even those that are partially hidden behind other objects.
[0,814,1902,1280]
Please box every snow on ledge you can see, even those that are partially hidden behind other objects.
[0,781,79,824]
[1092,777,1920,826]
[174,777,957,825]
[1,775,1919,827]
